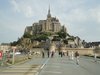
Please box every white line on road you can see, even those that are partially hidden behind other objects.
[40,58,50,69]
[36,59,50,75]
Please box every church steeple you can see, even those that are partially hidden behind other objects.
[47,5,51,18]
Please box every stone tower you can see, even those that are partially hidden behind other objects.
[47,5,51,18]
[46,6,52,32]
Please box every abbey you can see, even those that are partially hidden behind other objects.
[24,7,67,35]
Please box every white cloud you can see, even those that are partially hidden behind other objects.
[22,6,33,18]
[11,0,34,18]
[11,0,20,12]
[90,6,100,23]
[66,8,88,23]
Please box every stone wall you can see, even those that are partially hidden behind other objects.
[65,48,94,56]
[32,48,94,56]
[32,48,100,56]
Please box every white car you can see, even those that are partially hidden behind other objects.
[10,52,21,55]
[15,52,21,55]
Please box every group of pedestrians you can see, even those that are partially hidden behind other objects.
[58,51,66,57]
[42,42,80,65]
[67,51,80,65]
[41,50,55,58]
[41,50,80,65]
[59,51,80,65]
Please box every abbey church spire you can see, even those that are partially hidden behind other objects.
[47,5,51,18]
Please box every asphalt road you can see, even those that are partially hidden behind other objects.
[0,56,48,75]
[0,52,100,75]
[38,53,100,75]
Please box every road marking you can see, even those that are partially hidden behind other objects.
[40,58,49,69]
[42,71,62,74]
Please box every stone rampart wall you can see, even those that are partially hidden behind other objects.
[32,48,94,56]
[65,48,94,55]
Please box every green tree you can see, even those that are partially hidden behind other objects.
[52,36,60,41]
[31,35,37,41]
[10,41,18,46]
[67,36,75,41]
[57,30,67,39]
[32,34,48,41]
[63,39,68,44]
[43,32,51,36]
[23,32,32,38]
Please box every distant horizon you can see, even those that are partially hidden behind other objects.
[0,0,100,43]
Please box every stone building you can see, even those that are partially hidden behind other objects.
[24,7,67,35]
[0,44,11,53]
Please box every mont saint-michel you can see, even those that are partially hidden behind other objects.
[6,6,99,50]
[1,7,100,51]
[18,7,85,49]
[24,7,66,36]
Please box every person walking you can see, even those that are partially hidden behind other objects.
[51,51,54,58]
[49,42,56,58]
[66,51,70,59]
[75,51,79,65]
[47,50,50,58]
[71,51,74,60]
[42,51,45,58]
[66,51,69,56]
[60,51,63,57]
[94,53,97,62]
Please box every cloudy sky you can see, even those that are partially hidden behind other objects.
[0,0,100,43]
